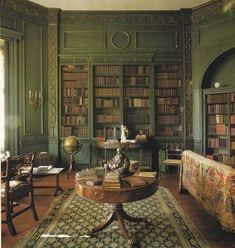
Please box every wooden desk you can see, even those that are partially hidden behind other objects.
[75,176,159,245]
[96,141,151,169]
[33,168,64,196]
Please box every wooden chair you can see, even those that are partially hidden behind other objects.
[159,143,183,172]
[1,153,38,235]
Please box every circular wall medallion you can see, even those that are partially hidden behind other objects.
[111,31,131,49]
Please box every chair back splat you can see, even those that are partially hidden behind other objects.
[1,152,38,235]
[159,143,183,172]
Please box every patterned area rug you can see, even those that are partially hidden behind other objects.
[16,186,210,248]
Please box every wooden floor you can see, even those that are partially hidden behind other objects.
[1,169,235,248]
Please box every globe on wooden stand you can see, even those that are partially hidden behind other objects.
[63,136,82,178]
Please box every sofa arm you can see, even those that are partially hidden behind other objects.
[180,150,235,233]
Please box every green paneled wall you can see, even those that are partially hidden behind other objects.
[192,0,235,154]
[0,0,48,154]
[4,0,234,167]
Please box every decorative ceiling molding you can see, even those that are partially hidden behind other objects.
[28,0,210,11]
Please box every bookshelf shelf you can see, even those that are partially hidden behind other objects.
[61,64,89,138]
[206,92,235,163]
[123,65,150,137]
[155,63,182,138]
[93,65,121,138]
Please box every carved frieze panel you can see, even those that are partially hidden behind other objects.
[192,0,232,24]
[60,11,181,25]
[0,0,47,21]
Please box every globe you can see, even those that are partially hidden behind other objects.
[63,136,80,154]
[63,136,81,178]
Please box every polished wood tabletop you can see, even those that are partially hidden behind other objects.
[75,176,158,204]
[75,175,159,246]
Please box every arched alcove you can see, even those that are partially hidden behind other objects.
[201,48,235,89]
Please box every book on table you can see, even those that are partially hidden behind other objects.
[103,172,121,188]
[86,178,103,186]
[34,165,53,172]
[75,169,98,182]
[124,176,146,187]
[133,171,157,178]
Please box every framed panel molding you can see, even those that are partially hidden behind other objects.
[63,31,107,50]
[136,31,178,49]
[23,21,44,136]
[198,18,235,46]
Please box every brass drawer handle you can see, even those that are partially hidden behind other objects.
[94,191,104,199]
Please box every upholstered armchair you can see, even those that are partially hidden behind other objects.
[1,153,38,235]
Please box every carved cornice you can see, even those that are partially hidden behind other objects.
[192,0,232,24]
[0,0,48,21]
[60,11,182,25]
[182,12,193,139]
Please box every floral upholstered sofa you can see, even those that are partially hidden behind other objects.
[179,150,235,233]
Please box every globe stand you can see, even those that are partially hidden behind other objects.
[63,136,82,179]
[67,151,75,178]
[63,145,82,178]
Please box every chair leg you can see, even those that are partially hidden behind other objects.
[30,191,38,221]
[5,202,17,236]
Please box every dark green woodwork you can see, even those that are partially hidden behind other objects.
[23,22,43,135]
[48,9,60,158]
[57,10,185,167]
[192,0,235,154]
[0,0,48,154]
[2,0,235,168]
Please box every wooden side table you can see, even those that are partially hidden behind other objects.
[96,141,152,169]
[75,176,159,245]
[33,168,64,196]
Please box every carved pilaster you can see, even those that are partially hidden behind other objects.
[182,11,193,139]
[48,9,59,140]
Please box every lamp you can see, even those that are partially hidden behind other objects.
[29,90,41,111]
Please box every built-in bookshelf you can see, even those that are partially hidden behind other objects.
[155,64,182,137]
[61,64,88,138]
[93,65,121,138]
[123,65,150,137]
[206,92,235,164]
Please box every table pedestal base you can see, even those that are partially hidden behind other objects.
[90,203,147,246]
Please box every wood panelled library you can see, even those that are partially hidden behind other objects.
[1,0,235,247]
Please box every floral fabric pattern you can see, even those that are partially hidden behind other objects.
[180,150,235,233]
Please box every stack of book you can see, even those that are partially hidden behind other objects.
[103,172,121,188]
[75,169,98,182]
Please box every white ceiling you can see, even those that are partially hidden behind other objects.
[29,0,211,11]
